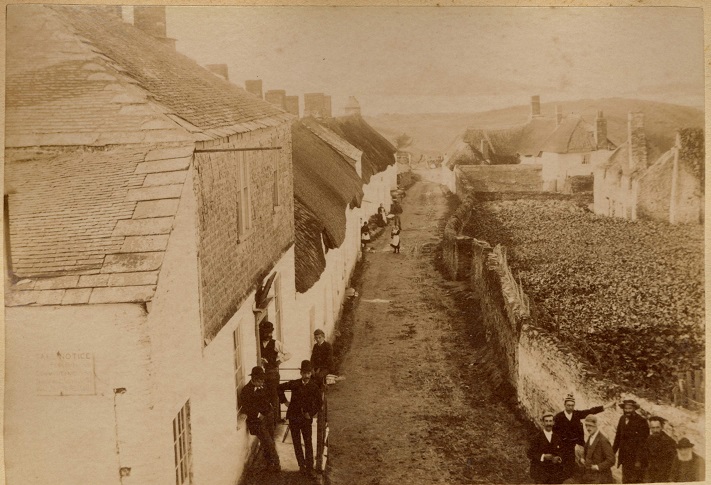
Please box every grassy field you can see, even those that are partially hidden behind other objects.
[463,198,704,399]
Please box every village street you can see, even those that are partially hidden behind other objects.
[326,178,533,485]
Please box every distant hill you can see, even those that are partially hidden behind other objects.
[366,98,704,159]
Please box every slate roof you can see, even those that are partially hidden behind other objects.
[294,200,327,294]
[318,115,396,184]
[5,144,194,306]
[6,5,291,147]
[292,121,363,250]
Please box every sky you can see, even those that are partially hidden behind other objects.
[165,6,704,116]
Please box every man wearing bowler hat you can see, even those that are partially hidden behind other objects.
[554,394,615,481]
[612,399,649,483]
[239,366,280,472]
[669,437,705,482]
[259,320,291,428]
[279,360,322,477]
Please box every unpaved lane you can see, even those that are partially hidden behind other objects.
[327,179,532,485]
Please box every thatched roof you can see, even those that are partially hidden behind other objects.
[294,200,327,294]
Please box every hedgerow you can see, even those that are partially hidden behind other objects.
[464,198,704,399]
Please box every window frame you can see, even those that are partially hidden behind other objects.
[236,152,253,239]
[173,400,192,485]
[233,326,246,423]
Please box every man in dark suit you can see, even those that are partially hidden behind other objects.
[310,329,334,388]
[644,416,676,482]
[574,415,615,483]
[239,366,280,472]
[527,412,564,484]
[554,394,614,481]
[279,360,323,477]
[613,399,649,483]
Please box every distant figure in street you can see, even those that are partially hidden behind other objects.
[390,198,403,227]
[527,412,564,484]
[669,437,704,482]
[554,394,615,481]
[310,329,334,388]
[390,225,401,253]
[377,203,387,227]
[259,320,291,428]
[278,360,323,477]
[361,221,371,250]
[612,399,649,483]
[644,416,676,482]
[240,366,280,472]
[566,415,614,484]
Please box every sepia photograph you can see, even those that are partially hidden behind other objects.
[2,3,706,485]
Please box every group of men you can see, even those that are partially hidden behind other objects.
[239,321,334,477]
[528,394,704,484]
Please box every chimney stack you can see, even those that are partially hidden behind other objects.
[530,95,541,119]
[265,90,286,110]
[133,6,176,49]
[344,96,361,116]
[304,93,326,118]
[284,96,300,117]
[595,110,608,150]
[206,64,229,81]
[555,105,563,126]
[480,139,490,160]
[245,80,263,99]
[628,112,647,171]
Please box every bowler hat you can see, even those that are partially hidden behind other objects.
[676,438,694,449]
[619,399,640,410]
[300,360,313,372]
[584,415,598,424]
[259,320,274,332]
[249,366,265,379]
[314,329,325,337]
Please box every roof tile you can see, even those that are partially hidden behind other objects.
[112,217,174,237]
[88,285,155,304]
[101,252,164,273]
[34,275,81,290]
[132,199,181,219]
[125,185,183,202]
[36,289,66,305]
[107,271,159,287]
[61,288,92,305]
[120,234,170,253]
[77,274,110,288]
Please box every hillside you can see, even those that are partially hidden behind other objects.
[366,98,704,158]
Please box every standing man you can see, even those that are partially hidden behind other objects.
[279,360,322,477]
[259,320,291,428]
[310,329,334,388]
[575,415,615,484]
[390,198,403,227]
[669,438,705,482]
[612,399,649,483]
[554,394,615,481]
[527,412,564,484]
[239,367,280,472]
[644,416,676,482]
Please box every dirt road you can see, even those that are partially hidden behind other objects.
[326,179,533,485]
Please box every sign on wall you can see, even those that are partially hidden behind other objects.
[35,351,96,396]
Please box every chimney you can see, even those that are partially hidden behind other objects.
[265,90,286,110]
[530,95,541,119]
[344,96,361,116]
[133,6,176,49]
[556,105,563,126]
[628,112,647,171]
[245,80,263,99]
[323,95,332,118]
[480,139,489,160]
[206,64,228,81]
[284,96,300,117]
[304,93,326,118]
[595,110,608,150]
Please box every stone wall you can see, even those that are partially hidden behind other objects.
[456,164,545,194]
[193,124,295,343]
[456,197,705,467]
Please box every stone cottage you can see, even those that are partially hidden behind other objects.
[593,113,703,224]
[5,5,295,485]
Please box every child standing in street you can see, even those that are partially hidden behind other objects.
[390,225,401,253]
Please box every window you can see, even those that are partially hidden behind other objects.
[582,154,591,165]
[233,327,245,415]
[4,195,14,278]
[236,152,252,237]
[173,401,192,485]
[272,152,280,209]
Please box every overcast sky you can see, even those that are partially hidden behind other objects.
[166,6,704,116]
